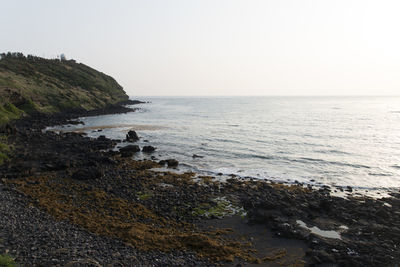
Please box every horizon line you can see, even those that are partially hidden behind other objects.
[129,94,400,98]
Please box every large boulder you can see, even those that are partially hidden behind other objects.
[97,135,108,141]
[159,159,179,168]
[119,145,140,157]
[125,130,139,142]
[142,145,156,153]
[167,159,179,167]
[120,145,140,153]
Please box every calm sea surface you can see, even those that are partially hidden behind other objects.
[54,96,400,192]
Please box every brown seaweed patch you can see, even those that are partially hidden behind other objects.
[7,176,259,263]
[270,183,311,193]
[262,249,286,261]
[198,175,214,184]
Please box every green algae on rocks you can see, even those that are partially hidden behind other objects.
[0,254,17,267]
[193,197,246,219]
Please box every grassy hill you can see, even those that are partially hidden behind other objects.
[0,52,130,124]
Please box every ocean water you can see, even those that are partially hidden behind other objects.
[53,96,400,192]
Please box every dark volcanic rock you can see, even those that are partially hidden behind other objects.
[121,151,133,158]
[142,146,156,153]
[237,179,400,267]
[125,130,139,142]
[158,159,179,167]
[166,159,179,167]
[119,145,140,153]
[120,99,147,105]
[72,167,103,180]
[97,135,108,141]
[119,145,140,157]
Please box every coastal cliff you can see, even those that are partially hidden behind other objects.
[0,52,129,124]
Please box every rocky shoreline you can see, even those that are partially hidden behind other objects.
[0,104,399,266]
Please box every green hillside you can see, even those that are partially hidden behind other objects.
[0,52,129,124]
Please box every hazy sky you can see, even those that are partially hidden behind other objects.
[1,0,400,96]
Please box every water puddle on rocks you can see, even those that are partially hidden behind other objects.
[296,220,347,239]
[383,202,392,208]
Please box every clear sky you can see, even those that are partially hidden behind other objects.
[1,0,400,96]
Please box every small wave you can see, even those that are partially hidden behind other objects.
[204,168,398,193]
[210,167,289,183]
[303,133,320,138]
[229,152,275,160]
[231,154,275,160]
[213,138,242,144]
[368,172,393,177]
[251,154,275,160]
[391,165,400,169]
[298,157,325,162]
[315,149,351,155]
[177,162,196,169]
[294,157,371,169]
[126,106,148,113]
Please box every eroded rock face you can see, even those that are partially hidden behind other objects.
[125,131,139,142]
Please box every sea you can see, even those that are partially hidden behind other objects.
[50,96,400,195]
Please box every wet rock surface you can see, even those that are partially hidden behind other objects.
[142,145,156,153]
[119,145,140,157]
[125,130,139,142]
[233,180,400,266]
[158,159,179,168]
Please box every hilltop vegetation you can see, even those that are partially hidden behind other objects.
[0,52,129,124]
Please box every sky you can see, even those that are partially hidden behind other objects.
[1,0,400,96]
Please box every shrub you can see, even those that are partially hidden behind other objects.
[0,140,10,165]
[0,254,17,267]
